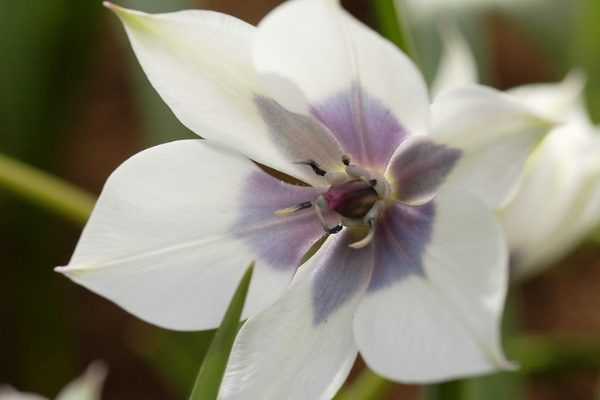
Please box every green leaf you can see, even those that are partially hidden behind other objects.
[425,380,467,400]
[425,375,523,400]
[373,0,418,63]
[572,0,600,123]
[132,329,214,397]
[188,263,254,400]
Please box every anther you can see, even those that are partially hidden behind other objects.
[369,179,377,187]
[342,155,351,166]
[274,201,312,217]
[328,224,344,234]
[295,160,327,176]
[314,195,344,234]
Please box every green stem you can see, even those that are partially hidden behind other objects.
[0,153,95,225]
[508,335,600,373]
[188,265,254,400]
[425,381,466,400]
[373,0,418,62]
[334,369,392,400]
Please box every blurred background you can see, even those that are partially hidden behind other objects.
[1,0,600,399]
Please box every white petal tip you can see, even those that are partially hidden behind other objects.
[54,265,67,273]
[54,265,87,277]
[497,358,519,371]
[85,360,109,379]
[103,1,126,14]
[103,2,144,22]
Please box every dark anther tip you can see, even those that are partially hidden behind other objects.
[369,179,377,186]
[342,155,351,166]
[328,225,344,234]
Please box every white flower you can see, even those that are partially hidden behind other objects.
[56,1,554,398]
[401,0,541,20]
[434,27,600,279]
[0,363,106,400]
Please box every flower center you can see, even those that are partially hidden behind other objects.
[323,179,379,220]
[276,156,390,248]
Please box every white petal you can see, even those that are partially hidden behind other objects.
[107,4,341,186]
[432,85,555,208]
[0,387,47,400]
[57,140,325,330]
[507,70,585,122]
[502,121,600,278]
[355,188,511,382]
[254,0,429,165]
[431,25,478,98]
[219,232,373,400]
[56,362,107,400]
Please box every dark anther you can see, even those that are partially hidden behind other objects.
[328,225,343,234]
[297,201,313,210]
[369,179,377,187]
[342,155,351,166]
[296,160,327,176]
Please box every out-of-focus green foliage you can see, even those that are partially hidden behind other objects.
[572,0,600,123]
[335,370,391,400]
[0,1,102,396]
[374,0,417,62]
[0,153,95,225]
[189,265,254,400]
[134,329,215,396]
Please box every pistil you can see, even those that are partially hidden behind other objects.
[274,155,390,248]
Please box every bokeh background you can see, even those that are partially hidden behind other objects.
[1,0,600,399]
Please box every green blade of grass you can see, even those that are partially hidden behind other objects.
[188,264,254,400]
[0,152,95,225]
[373,0,418,62]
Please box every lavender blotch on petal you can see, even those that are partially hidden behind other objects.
[311,84,406,169]
[369,202,435,291]
[254,96,344,173]
[311,232,374,325]
[235,171,325,270]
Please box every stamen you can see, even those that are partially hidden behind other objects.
[346,164,371,180]
[314,195,343,235]
[349,200,384,249]
[342,155,351,166]
[325,171,347,185]
[295,160,327,176]
[328,224,344,234]
[371,179,389,198]
[349,220,375,249]
[274,201,312,217]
